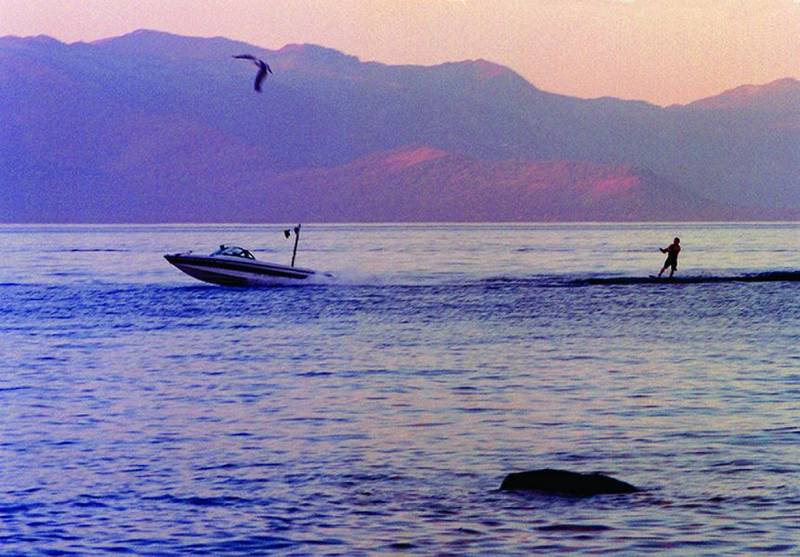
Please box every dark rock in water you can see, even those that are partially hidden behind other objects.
[500,468,638,496]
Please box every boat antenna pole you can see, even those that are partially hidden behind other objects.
[291,224,301,267]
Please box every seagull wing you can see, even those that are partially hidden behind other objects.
[254,64,268,92]
[234,55,271,92]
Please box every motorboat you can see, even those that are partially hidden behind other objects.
[165,225,330,286]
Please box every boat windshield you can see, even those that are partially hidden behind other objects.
[211,245,256,259]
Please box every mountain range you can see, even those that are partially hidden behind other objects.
[1,29,798,222]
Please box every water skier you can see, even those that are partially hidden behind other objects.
[658,237,681,278]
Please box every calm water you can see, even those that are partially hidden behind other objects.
[1,223,799,555]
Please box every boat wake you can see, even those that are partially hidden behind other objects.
[476,270,800,289]
[279,270,800,289]
[573,271,800,286]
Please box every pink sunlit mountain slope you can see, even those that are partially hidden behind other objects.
[258,147,759,222]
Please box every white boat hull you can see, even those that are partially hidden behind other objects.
[164,253,321,286]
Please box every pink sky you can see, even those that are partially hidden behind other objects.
[1,0,798,106]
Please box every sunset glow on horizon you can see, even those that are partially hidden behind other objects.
[1,0,799,106]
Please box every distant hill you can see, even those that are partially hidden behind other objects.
[686,78,800,113]
[683,78,800,132]
[1,30,798,222]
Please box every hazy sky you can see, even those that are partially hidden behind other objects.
[1,0,798,105]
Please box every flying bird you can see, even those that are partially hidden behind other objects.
[232,54,272,92]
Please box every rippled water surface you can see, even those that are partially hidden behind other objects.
[1,223,799,555]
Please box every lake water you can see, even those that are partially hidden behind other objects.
[1,223,799,555]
